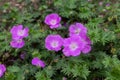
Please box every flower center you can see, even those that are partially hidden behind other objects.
[69,43,78,51]
[51,41,58,48]
[17,39,22,43]
[75,29,81,34]
[50,20,57,25]
[18,30,24,36]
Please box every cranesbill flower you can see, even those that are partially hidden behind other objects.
[10,25,29,40]
[63,35,85,57]
[80,34,92,54]
[31,57,45,68]
[10,39,25,48]
[69,22,87,37]
[82,44,91,54]
[0,64,6,78]
[81,34,91,45]
[44,13,61,29]
[45,34,63,51]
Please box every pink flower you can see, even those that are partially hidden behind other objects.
[31,57,45,68]
[63,35,85,57]
[69,23,87,37]
[81,34,91,45]
[82,44,91,54]
[10,39,25,48]
[0,64,6,77]
[69,22,92,54]
[44,13,61,29]
[10,25,29,40]
[10,25,29,48]
[45,34,63,51]
[80,34,92,54]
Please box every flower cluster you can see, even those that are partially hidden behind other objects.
[31,57,46,68]
[6,13,91,76]
[9,25,46,70]
[0,64,6,78]
[68,23,91,55]
[44,13,91,57]
[10,25,29,48]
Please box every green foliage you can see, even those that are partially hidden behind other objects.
[35,66,56,80]
[102,55,120,80]
[7,66,20,72]
[0,0,120,80]
[87,24,115,45]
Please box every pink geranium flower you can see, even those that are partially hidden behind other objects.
[10,25,29,48]
[45,34,63,51]
[0,64,6,78]
[10,25,29,40]
[80,34,92,54]
[69,22,92,54]
[31,57,45,68]
[82,44,91,54]
[69,22,87,37]
[10,39,25,48]
[44,13,61,29]
[63,35,85,57]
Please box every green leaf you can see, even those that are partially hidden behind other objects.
[7,66,20,73]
